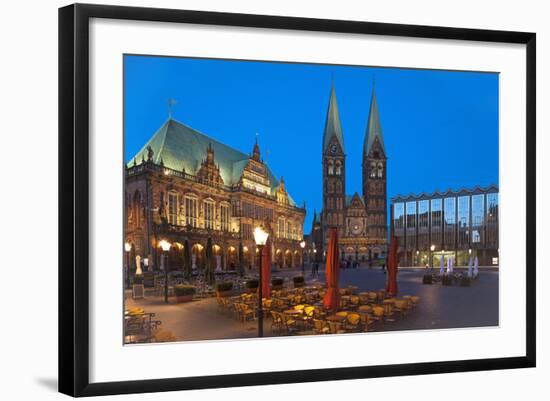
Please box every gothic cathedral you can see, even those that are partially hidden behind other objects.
[321,84,388,262]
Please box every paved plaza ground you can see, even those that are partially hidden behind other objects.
[125,266,499,343]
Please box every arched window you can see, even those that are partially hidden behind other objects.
[336,181,342,194]
[328,160,334,175]
[377,162,384,178]
[335,161,342,176]
[370,162,377,178]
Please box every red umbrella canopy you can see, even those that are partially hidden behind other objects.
[261,237,272,299]
[323,228,340,312]
[386,235,398,296]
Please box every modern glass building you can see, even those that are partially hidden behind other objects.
[391,185,498,267]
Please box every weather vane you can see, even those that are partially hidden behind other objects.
[168,98,177,119]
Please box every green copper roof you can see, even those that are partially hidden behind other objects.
[363,87,386,157]
[127,118,297,206]
[322,84,345,153]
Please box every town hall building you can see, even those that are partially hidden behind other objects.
[125,119,306,272]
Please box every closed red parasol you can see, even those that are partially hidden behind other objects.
[261,237,272,298]
[386,235,398,296]
[323,228,340,312]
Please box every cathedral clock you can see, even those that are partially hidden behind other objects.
[350,218,363,236]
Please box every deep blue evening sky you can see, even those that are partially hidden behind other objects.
[124,55,499,231]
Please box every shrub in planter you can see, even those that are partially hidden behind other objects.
[441,275,453,286]
[293,276,305,288]
[174,285,196,303]
[245,279,259,293]
[215,281,234,297]
[460,276,472,287]
[422,274,433,284]
[271,278,284,290]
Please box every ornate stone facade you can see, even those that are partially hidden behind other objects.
[125,119,305,271]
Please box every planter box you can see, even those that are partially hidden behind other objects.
[460,277,472,287]
[422,274,433,284]
[176,295,193,303]
[132,284,144,299]
[216,290,232,298]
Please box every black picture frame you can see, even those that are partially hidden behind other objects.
[59,3,536,397]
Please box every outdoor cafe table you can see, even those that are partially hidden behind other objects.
[358,305,372,313]
[326,314,347,323]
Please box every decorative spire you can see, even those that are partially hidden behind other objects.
[252,134,261,161]
[322,83,345,153]
[279,176,285,192]
[206,143,214,164]
[363,85,386,158]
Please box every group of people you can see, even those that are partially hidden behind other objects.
[308,258,387,276]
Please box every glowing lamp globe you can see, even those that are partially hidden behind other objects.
[253,226,269,246]
[159,239,171,252]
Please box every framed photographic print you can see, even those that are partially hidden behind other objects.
[58,3,536,397]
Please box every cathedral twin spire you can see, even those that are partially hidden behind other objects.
[322,82,386,158]
[322,83,345,154]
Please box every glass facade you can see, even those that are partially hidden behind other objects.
[391,186,499,267]
[430,199,442,246]
[417,200,429,250]
[405,201,417,251]
[444,197,456,247]
[471,194,485,246]
[486,193,499,247]
[457,196,470,248]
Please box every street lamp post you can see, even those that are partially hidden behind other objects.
[430,244,435,270]
[159,239,172,304]
[416,250,420,267]
[124,242,132,290]
[253,226,269,338]
[299,240,306,274]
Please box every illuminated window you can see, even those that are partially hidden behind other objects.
[278,218,285,238]
[220,204,230,231]
[185,196,198,227]
[168,192,178,225]
[204,200,215,230]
